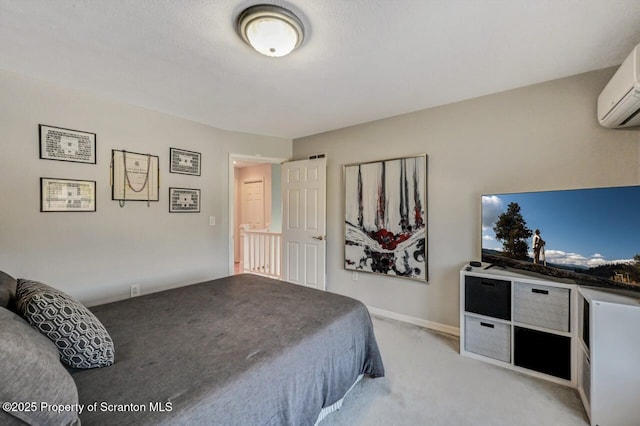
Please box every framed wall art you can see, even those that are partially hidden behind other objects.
[39,124,96,164]
[344,154,428,282]
[169,187,201,213]
[111,150,159,206]
[169,148,201,176]
[40,178,96,212]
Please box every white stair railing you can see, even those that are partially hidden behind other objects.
[241,229,282,279]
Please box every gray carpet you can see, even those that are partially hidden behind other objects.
[324,316,589,425]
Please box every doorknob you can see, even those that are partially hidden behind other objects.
[312,235,325,241]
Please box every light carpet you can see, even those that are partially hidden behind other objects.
[323,316,588,425]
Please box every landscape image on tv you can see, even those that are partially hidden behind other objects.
[482,185,640,292]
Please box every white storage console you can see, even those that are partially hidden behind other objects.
[577,287,640,426]
[460,264,577,387]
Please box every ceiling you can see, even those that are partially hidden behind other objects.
[2,1,640,139]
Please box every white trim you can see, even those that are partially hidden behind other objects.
[367,305,460,337]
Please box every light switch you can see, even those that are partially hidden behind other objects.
[209,216,216,226]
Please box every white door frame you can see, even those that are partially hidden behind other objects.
[228,153,288,276]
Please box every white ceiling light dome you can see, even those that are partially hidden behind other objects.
[237,4,305,57]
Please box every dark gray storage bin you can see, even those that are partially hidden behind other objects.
[514,326,571,380]
[465,276,511,320]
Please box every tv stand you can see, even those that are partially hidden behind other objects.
[460,264,575,387]
[460,264,640,425]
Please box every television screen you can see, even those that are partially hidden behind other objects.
[481,185,640,292]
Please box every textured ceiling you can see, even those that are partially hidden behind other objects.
[2,0,640,139]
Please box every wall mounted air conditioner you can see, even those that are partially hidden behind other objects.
[597,43,640,128]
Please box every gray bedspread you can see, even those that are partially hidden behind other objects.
[71,274,384,425]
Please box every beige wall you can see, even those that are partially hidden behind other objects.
[293,67,640,329]
[0,69,291,305]
[2,66,639,329]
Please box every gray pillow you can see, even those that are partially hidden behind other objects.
[16,279,115,369]
[0,306,80,426]
[0,270,17,309]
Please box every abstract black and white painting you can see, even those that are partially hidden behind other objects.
[344,155,427,281]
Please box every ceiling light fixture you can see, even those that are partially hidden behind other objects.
[237,4,305,57]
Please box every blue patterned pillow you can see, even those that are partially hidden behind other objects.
[16,279,114,369]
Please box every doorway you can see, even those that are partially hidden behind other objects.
[228,154,286,276]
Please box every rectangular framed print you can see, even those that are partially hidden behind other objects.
[169,187,201,213]
[111,150,160,203]
[40,178,96,212]
[169,148,201,176]
[344,154,428,281]
[39,124,96,164]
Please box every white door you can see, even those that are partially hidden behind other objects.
[282,158,326,290]
[241,180,265,230]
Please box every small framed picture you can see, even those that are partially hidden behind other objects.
[111,150,160,203]
[169,148,201,176]
[41,178,96,212]
[39,124,96,164]
[169,187,201,213]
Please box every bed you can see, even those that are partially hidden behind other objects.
[66,273,385,425]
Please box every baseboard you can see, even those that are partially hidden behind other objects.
[367,305,460,337]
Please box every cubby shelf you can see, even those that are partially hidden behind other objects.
[460,264,640,426]
[460,264,576,388]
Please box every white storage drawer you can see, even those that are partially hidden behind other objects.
[464,315,511,363]
[514,282,570,332]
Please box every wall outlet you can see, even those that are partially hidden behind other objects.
[130,284,140,298]
[352,271,358,281]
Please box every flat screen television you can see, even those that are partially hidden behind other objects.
[481,185,640,292]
